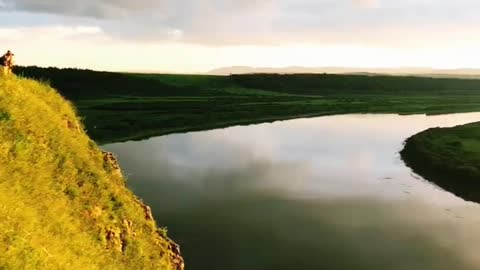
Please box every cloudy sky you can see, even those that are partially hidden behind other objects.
[1,0,480,72]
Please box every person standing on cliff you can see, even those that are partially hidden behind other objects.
[0,50,15,76]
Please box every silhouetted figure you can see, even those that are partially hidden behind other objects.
[0,50,15,76]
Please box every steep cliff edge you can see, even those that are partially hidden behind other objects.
[0,75,183,270]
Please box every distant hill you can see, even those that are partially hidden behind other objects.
[209,66,480,78]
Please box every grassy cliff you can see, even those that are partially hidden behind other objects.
[401,122,480,203]
[0,75,183,270]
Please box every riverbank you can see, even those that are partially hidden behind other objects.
[14,66,480,144]
[401,122,480,203]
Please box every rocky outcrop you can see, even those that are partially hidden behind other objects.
[102,151,122,176]
[104,219,137,253]
[166,238,185,270]
[143,204,154,221]
[105,226,123,252]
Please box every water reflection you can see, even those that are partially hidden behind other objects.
[105,113,480,270]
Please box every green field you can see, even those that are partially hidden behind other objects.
[401,122,480,203]
[14,67,480,144]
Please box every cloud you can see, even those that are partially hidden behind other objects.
[352,0,380,8]
[167,29,183,39]
[2,0,161,18]
[2,0,274,20]
[2,0,480,48]
[0,25,103,41]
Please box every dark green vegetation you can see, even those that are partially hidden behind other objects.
[401,122,480,203]
[14,66,480,144]
[0,75,183,270]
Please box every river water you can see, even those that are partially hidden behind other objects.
[105,113,480,270]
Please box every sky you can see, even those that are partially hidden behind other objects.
[1,0,480,73]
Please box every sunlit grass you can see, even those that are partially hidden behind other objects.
[0,75,180,270]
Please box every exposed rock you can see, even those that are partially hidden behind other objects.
[102,151,122,176]
[64,115,81,132]
[171,256,185,270]
[120,219,136,252]
[105,227,123,253]
[133,198,155,221]
[169,239,184,270]
[104,220,138,253]
[160,233,185,270]
[143,204,154,221]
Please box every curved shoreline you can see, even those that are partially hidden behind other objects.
[400,121,480,203]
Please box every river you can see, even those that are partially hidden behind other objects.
[104,113,480,270]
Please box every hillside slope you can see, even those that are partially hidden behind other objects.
[0,75,183,270]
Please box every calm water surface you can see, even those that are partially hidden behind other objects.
[105,113,480,270]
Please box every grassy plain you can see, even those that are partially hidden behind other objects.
[14,67,480,144]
